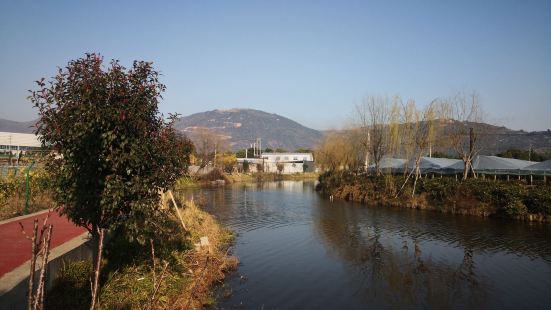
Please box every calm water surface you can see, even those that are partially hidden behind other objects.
[180,181,551,309]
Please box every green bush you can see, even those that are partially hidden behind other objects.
[522,187,551,215]
[503,199,528,217]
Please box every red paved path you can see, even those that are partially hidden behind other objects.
[0,210,87,277]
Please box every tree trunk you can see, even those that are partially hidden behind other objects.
[32,225,53,310]
[90,228,105,310]
[463,158,471,180]
[412,158,421,197]
[27,220,38,310]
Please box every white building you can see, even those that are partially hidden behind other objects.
[0,132,42,154]
[237,152,315,174]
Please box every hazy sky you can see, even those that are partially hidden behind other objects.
[1,0,550,131]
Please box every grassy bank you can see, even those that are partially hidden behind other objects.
[174,169,232,189]
[229,171,319,183]
[318,171,551,222]
[46,195,238,310]
[175,169,320,189]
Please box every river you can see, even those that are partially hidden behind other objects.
[179,181,551,309]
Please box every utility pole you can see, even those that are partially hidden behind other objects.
[364,131,370,170]
[469,127,474,155]
[258,138,262,156]
[214,143,217,167]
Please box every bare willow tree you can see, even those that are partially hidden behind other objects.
[399,100,419,177]
[193,127,229,169]
[355,96,390,175]
[445,92,484,179]
[396,100,443,196]
[315,131,361,172]
[410,101,441,195]
[387,96,403,161]
[346,127,369,172]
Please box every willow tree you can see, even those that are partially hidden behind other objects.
[445,92,484,179]
[29,53,193,309]
[387,96,403,162]
[410,101,440,196]
[355,96,391,175]
[192,126,228,170]
[396,100,442,197]
[399,100,419,177]
[315,131,361,172]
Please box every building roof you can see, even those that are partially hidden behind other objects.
[260,152,313,156]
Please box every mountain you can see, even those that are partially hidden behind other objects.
[0,118,36,133]
[2,112,549,156]
[175,109,323,151]
[328,120,551,156]
[451,121,551,155]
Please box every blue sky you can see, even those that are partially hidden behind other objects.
[1,0,550,131]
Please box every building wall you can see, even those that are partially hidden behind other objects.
[260,153,314,162]
[0,132,41,153]
[237,153,315,174]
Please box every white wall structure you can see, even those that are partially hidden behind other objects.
[237,152,315,174]
[0,132,41,154]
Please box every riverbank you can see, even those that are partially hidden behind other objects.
[317,171,551,222]
[174,169,319,189]
[230,171,319,183]
[45,196,238,310]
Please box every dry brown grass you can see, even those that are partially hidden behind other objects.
[1,193,55,221]
[96,195,238,310]
[171,194,239,310]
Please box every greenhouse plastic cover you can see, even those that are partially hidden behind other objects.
[406,157,462,172]
[370,155,547,175]
[446,155,536,174]
[376,158,407,170]
[522,159,551,175]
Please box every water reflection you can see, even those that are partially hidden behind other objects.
[179,181,551,309]
[313,203,488,308]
